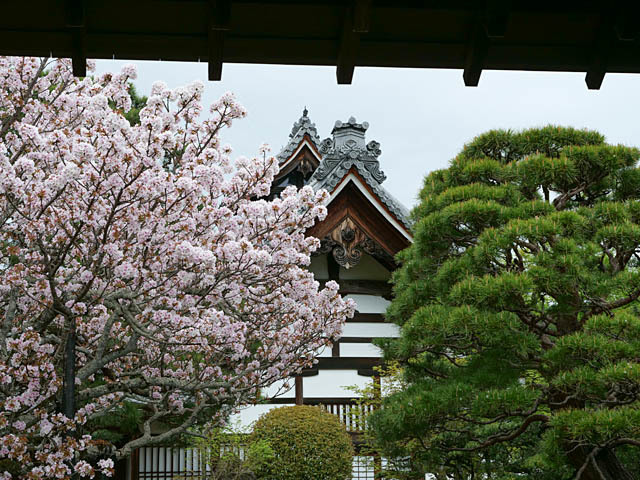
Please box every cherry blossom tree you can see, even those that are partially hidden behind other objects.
[0,57,355,479]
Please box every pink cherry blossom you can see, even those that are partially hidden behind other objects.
[0,56,355,479]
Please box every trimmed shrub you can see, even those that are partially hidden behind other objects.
[250,405,354,480]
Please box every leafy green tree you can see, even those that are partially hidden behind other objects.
[123,83,147,125]
[371,127,640,480]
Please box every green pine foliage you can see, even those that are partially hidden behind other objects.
[250,405,353,480]
[371,127,640,480]
[123,84,147,126]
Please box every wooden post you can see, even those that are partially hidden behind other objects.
[208,0,231,81]
[295,376,303,405]
[65,0,86,77]
[130,448,139,480]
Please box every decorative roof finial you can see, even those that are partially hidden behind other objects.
[303,106,308,117]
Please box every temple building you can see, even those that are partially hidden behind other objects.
[129,110,413,480]
[241,109,413,478]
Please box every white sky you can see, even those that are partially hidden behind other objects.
[95,60,640,209]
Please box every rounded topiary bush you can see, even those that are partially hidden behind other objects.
[250,405,353,480]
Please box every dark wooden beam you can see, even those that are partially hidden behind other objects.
[338,336,374,343]
[9,1,640,88]
[336,6,360,84]
[614,6,640,41]
[208,0,230,81]
[321,279,392,298]
[464,11,489,86]
[347,312,385,323]
[65,0,86,77]
[332,341,341,356]
[268,396,359,405]
[484,0,510,38]
[353,0,372,33]
[586,11,614,90]
[338,279,391,297]
[299,368,319,377]
[316,356,381,370]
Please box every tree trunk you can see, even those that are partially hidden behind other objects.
[567,445,635,480]
[62,318,76,419]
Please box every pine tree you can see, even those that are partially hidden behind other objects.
[371,127,640,480]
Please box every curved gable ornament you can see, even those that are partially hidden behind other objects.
[319,217,395,269]
[314,137,387,185]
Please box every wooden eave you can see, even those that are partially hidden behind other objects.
[273,135,322,183]
[307,179,410,260]
[2,1,639,88]
[327,166,412,239]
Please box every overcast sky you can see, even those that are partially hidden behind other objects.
[95,60,640,209]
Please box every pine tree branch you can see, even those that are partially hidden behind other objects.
[445,414,549,452]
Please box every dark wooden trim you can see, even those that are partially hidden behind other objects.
[339,336,374,343]
[464,11,489,86]
[347,312,385,323]
[316,356,381,370]
[308,177,411,257]
[210,0,230,31]
[208,0,229,81]
[332,341,340,356]
[299,367,319,377]
[65,0,86,77]
[268,396,359,405]
[341,279,392,298]
[320,279,392,298]
[208,29,225,81]
[8,2,640,87]
[131,448,139,480]
[336,6,359,84]
[484,0,510,38]
[346,167,412,239]
[353,0,372,33]
[586,11,613,90]
[273,139,321,183]
[294,376,303,405]
[614,6,640,41]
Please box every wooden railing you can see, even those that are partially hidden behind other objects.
[129,401,378,480]
[132,446,208,480]
[268,397,375,433]
[320,401,374,433]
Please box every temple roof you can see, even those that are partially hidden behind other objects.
[276,107,321,165]
[308,117,411,231]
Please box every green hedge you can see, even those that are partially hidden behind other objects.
[250,405,353,480]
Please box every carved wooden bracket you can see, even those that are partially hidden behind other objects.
[318,217,395,269]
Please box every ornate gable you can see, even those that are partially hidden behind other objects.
[270,108,323,198]
[270,113,413,269]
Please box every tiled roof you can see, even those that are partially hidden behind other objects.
[307,117,411,230]
[276,107,321,164]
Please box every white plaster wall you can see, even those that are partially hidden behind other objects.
[340,342,383,357]
[231,403,291,429]
[231,253,398,430]
[346,294,390,313]
[303,369,370,397]
[343,322,399,337]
